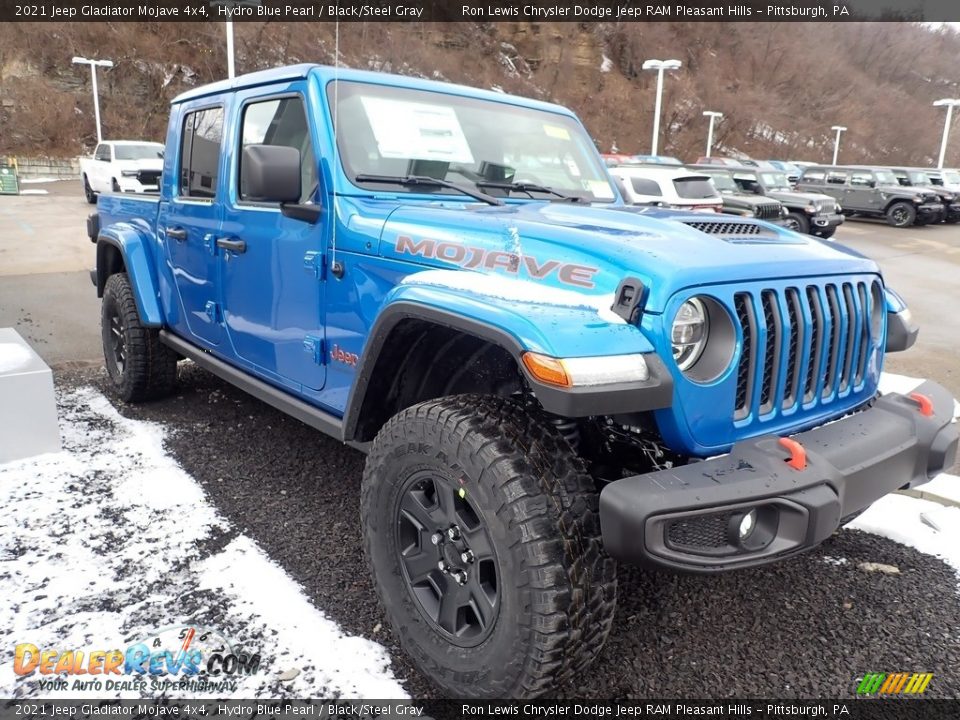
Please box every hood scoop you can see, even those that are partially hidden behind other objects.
[681,218,798,244]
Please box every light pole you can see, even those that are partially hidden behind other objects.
[831,125,847,165]
[703,110,723,157]
[642,59,682,156]
[933,99,960,169]
[72,56,113,143]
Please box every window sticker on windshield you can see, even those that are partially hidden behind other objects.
[586,179,615,199]
[543,124,571,140]
[360,96,474,164]
[564,158,582,177]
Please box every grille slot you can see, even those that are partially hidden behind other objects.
[756,203,781,219]
[667,513,731,550]
[734,293,756,420]
[685,220,763,235]
[732,280,872,421]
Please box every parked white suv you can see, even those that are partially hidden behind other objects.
[609,166,723,212]
[80,140,164,204]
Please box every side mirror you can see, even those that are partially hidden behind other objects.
[241,144,301,203]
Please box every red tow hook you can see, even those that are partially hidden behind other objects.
[778,437,807,471]
[908,392,934,417]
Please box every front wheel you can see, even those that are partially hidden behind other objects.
[784,211,810,235]
[886,201,916,228]
[101,272,178,402]
[361,395,617,698]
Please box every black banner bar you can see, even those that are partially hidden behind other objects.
[3,700,960,720]
[2,0,960,23]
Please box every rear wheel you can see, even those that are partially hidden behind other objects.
[361,395,617,698]
[83,175,97,204]
[886,201,916,228]
[784,211,810,234]
[101,272,178,402]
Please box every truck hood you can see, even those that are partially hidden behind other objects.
[767,189,834,206]
[377,200,878,314]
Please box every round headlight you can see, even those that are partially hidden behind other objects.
[672,298,709,371]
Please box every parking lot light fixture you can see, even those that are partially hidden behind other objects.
[934,99,960,169]
[831,125,847,166]
[642,59,683,156]
[71,56,113,143]
[703,111,723,157]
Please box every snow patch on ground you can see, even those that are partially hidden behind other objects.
[850,495,960,579]
[0,342,34,373]
[0,388,406,699]
[600,55,613,73]
[20,178,59,184]
[18,189,49,195]
[401,268,625,324]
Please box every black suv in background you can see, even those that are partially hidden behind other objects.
[797,166,944,228]
[703,164,844,238]
[693,166,788,225]
[889,167,960,224]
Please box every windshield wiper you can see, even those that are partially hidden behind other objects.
[475,181,584,202]
[353,174,503,206]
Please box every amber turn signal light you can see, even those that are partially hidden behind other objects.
[521,352,571,388]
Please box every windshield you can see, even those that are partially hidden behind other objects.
[705,172,737,192]
[874,170,898,185]
[758,172,791,190]
[330,81,616,203]
[908,171,932,185]
[114,144,163,161]
[673,177,719,200]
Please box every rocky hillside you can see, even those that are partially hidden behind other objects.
[1,20,958,166]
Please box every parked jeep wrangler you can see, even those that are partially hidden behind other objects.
[87,65,958,699]
[693,166,788,224]
[888,167,960,224]
[797,166,944,228]
[714,165,844,238]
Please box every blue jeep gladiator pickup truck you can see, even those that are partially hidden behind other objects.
[87,64,958,698]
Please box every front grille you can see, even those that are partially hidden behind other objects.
[815,199,836,213]
[732,280,879,420]
[755,203,781,219]
[137,170,161,186]
[667,512,731,550]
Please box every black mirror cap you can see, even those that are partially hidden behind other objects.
[241,144,301,203]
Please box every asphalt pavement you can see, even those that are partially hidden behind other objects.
[4,182,960,698]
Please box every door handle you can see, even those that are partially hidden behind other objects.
[166,227,187,241]
[216,237,247,253]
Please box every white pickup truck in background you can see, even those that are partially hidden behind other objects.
[80,140,164,204]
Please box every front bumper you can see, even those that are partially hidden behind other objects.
[810,212,844,229]
[945,202,960,221]
[917,202,945,218]
[599,381,958,572]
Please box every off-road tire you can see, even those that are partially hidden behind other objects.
[886,201,916,228]
[83,175,97,204]
[361,395,617,699]
[101,273,178,403]
[784,211,810,235]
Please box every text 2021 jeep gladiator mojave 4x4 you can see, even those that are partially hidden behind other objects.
[86,65,958,699]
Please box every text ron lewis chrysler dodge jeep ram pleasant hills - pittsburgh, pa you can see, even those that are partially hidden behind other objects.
[85,65,958,699]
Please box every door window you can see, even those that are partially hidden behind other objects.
[826,171,848,185]
[629,177,662,196]
[801,170,825,182]
[849,172,873,187]
[94,144,111,161]
[179,107,224,199]
[239,96,316,204]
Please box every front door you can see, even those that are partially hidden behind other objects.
[159,104,226,347]
[219,89,326,391]
[844,171,876,212]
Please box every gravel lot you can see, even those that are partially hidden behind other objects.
[47,363,959,699]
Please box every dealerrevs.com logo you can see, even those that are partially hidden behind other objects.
[14,625,260,693]
[856,672,934,696]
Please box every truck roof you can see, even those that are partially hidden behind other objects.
[172,64,576,118]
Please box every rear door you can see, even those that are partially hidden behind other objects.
[157,103,226,347]
[219,86,326,391]
[91,143,112,192]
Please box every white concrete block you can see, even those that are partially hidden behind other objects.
[0,328,60,464]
